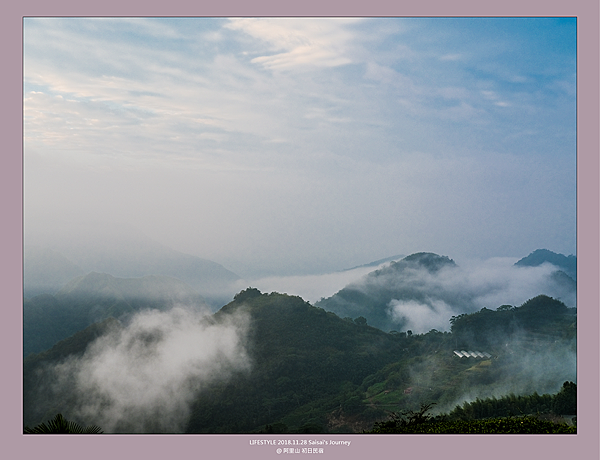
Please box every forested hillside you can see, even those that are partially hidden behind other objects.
[450,294,577,349]
[23,288,576,434]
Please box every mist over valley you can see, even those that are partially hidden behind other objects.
[25,223,241,308]
[315,251,576,333]
[23,244,577,434]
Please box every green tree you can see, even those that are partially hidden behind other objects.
[24,413,103,434]
[354,316,367,326]
[369,403,436,433]
[553,381,577,415]
[233,287,263,303]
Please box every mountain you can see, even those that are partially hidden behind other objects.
[187,289,407,433]
[24,224,241,307]
[342,254,405,271]
[315,251,577,333]
[315,252,460,332]
[24,246,86,298]
[23,288,576,434]
[515,249,577,281]
[450,294,576,349]
[23,288,407,432]
[23,272,208,357]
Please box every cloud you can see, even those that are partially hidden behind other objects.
[239,262,400,304]
[23,18,576,278]
[388,298,455,333]
[439,53,466,62]
[480,89,511,108]
[50,306,251,433]
[228,254,576,336]
[341,256,576,334]
[224,18,362,70]
[450,258,576,308]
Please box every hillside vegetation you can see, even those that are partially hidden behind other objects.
[367,381,576,434]
[23,286,576,433]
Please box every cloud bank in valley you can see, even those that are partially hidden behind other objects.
[388,298,456,334]
[238,261,400,304]
[318,256,576,334]
[388,259,576,333]
[49,306,251,433]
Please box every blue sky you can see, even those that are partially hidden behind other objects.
[23,17,576,277]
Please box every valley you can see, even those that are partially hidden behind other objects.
[23,249,577,434]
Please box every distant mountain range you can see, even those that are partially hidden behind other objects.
[24,226,241,307]
[24,246,86,298]
[515,248,577,280]
[315,250,576,333]
[23,272,208,357]
[341,254,405,271]
[24,248,576,357]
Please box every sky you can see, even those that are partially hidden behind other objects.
[23,17,577,278]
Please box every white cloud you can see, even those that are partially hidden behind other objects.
[225,18,362,70]
[367,257,576,334]
[439,53,465,61]
[388,298,455,333]
[52,307,251,433]
[240,262,401,304]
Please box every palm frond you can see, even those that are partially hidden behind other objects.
[24,413,103,434]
